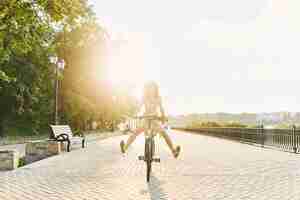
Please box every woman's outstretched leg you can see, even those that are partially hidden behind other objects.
[159,128,181,158]
[120,128,143,153]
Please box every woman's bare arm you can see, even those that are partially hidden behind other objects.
[159,97,166,122]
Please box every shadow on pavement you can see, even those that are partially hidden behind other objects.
[147,175,168,200]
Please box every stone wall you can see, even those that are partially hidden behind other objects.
[0,150,19,170]
[25,140,61,164]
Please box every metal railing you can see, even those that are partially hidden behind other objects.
[176,125,300,153]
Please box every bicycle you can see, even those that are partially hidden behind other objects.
[136,115,164,182]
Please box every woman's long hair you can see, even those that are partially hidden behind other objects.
[143,81,160,100]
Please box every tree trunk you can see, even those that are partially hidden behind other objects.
[0,120,4,137]
[111,121,114,132]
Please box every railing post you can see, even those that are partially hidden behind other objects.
[292,125,297,153]
[261,123,264,148]
[256,125,259,144]
[240,128,243,143]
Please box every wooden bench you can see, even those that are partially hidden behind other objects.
[50,125,86,152]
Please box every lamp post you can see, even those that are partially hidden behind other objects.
[50,56,65,125]
[55,59,65,125]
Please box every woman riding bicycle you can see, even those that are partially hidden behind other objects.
[120,81,181,158]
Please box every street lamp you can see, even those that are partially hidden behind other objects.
[50,56,65,125]
[56,59,65,125]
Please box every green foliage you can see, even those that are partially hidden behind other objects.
[0,70,12,91]
[188,121,221,128]
[0,70,10,82]
[0,0,58,136]
[187,121,247,128]
[0,0,135,136]
[273,123,293,129]
[18,157,26,168]
[55,18,138,131]
[225,122,247,128]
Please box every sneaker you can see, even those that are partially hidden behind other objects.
[173,146,181,159]
[120,140,126,153]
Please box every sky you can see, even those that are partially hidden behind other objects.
[90,0,300,115]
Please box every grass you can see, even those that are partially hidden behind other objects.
[18,157,26,168]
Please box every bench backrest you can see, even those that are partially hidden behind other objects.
[50,125,73,139]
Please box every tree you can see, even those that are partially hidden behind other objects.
[0,0,138,136]
[187,120,247,129]
[0,0,97,136]
[57,21,138,130]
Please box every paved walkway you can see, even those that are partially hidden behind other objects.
[0,132,121,157]
[1,130,300,199]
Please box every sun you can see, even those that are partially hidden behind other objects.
[106,38,161,88]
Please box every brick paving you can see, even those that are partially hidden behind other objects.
[0,132,122,158]
[1,130,300,199]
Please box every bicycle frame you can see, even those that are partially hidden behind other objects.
[137,117,161,182]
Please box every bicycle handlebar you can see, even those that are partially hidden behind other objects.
[133,115,167,121]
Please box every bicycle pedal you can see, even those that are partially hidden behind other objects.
[138,156,145,161]
[152,158,160,163]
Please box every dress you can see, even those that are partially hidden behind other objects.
[139,97,163,134]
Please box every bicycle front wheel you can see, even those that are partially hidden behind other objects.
[145,138,152,182]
